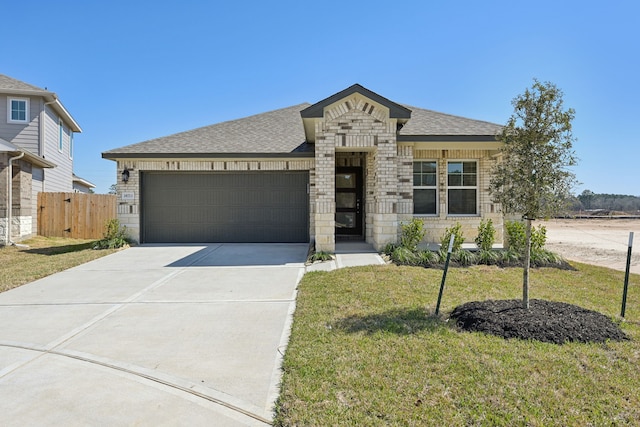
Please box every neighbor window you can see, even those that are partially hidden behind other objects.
[58,119,64,152]
[447,161,477,215]
[413,161,437,215]
[8,98,29,123]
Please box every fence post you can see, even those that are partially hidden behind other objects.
[621,232,634,318]
[435,234,456,316]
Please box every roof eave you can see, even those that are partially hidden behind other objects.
[397,135,499,142]
[102,152,315,160]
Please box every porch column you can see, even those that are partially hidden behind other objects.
[371,135,399,250]
[314,132,336,253]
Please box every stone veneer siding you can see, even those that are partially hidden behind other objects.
[314,96,401,252]
[0,156,34,243]
[116,159,314,243]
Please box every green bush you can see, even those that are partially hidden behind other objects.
[453,250,476,266]
[505,220,526,253]
[531,225,547,252]
[474,219,496,251]
[309,251,333,262]
[440,222,464,252]
[94,219,129,250]
[391,246,420,266]
[400,219,425,252]
[382,243,397,256]
[506,220,547,254]
[477,249,500,265]
[417,249,438,266]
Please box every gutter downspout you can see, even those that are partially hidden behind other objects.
[6,152,25,245]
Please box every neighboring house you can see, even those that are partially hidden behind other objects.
[0,74,83,244]
[103,84,504,251]
[72,174,95,193]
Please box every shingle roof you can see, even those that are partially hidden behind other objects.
[103,92,503,158]
[399,105,502,137]
[0,74,50,94]
[103,103,313,157]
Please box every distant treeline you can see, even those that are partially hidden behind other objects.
[567,190,640,213]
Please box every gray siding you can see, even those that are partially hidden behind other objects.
[0,95,41,154]
[42,105,73,192]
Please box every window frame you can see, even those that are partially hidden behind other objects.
[69,131,74,160]
[58,119,64,152]
[446,160,479,216]
[7,97,29,123]
[412,160,439,216]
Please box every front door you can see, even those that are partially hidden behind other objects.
[335,167,363,236]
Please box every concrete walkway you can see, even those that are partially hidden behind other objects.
[0,244,308,426]
[305,242,386,272]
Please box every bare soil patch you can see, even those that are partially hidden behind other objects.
[450,299,628,344]
[543,218,640,274]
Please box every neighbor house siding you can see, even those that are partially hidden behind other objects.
[115,158,315,243]
[0,95,41,154]
[41,105,73,192]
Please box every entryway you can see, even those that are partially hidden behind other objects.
[335,167,363,238]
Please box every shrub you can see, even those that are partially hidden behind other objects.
[309,251,333,262]
[453,250,476,267]
[400,219,425,252]
[417,249,438,266]
[506,220,547,254]
[391,246,420,266]
[474,219,496,251]
[382,243,397,256]
[477,249,500,265]
[440,222,464,252]
[505,220,526,253]
[531,225,547,252]
[94,219,129,249]
[499,249,521,266]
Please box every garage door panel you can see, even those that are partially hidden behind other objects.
[141,172,309,243]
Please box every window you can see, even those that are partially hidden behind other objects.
[69,132,74,159]
[8,98,29,123]
[413,161,437,215]
[447,161,477,215]
[58,119,64,152]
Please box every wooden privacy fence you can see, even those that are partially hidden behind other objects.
[38,193,117,239]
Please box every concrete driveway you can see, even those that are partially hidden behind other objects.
[0,243,308,426]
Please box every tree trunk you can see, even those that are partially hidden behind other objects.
[522,218,532,309]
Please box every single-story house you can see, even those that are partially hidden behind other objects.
[102,84,504,252]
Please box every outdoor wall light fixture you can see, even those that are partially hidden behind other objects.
[121,169,130,183]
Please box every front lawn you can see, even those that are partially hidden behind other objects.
[0,236,118,293]
[275,263,640,426]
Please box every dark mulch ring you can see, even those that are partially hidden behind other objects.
[450,299,629,344]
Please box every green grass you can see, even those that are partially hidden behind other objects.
[0,236,118,293]
[275,263,640,426]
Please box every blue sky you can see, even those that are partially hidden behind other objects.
[4,0,639,195]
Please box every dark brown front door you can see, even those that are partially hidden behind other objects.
[335,167,363,236]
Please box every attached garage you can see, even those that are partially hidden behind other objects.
[141,171,309,243]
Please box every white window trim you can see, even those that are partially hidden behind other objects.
[58,119,64,152]
[69,132,73,160]
[413,160,439,216]
[446,159,479,216]
[7,97,29,123]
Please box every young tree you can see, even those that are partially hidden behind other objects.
[490,79,578,309]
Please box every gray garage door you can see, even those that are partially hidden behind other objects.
[141,172,309,243]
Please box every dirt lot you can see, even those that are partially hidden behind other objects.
[542,218,640,275]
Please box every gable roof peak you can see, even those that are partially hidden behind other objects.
[300,83,412,119]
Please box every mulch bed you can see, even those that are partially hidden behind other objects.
[450,299,629,344]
